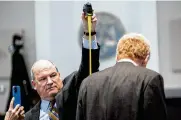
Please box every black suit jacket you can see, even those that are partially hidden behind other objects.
[76,62,167,120]
[25,46,100,120]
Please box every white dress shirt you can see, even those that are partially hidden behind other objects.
[118,58,138,66]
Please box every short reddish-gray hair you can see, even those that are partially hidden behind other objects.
[116,33,150,61]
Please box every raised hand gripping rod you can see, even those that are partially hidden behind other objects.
[83,2,94,75]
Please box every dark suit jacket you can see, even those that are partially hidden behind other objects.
[76,62,168,120]
[24,46,100,120]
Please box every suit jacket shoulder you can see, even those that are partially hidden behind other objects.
[80,62,162,94]
[25,102,40,120]
[135,66,163,89]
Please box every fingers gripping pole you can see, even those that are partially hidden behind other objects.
[87,15,92,75]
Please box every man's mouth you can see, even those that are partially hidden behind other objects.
[47,86,55,90]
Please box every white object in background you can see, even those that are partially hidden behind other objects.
[0,84,5,94]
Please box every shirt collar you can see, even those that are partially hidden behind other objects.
[117,58,138,66]
[40,99,50,112]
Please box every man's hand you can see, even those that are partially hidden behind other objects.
[4,97,25,120]
[81,12,97,40]
[81,12,97,33]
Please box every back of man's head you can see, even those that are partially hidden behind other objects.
[116,33,150,66]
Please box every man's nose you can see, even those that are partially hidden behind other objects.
[47,77,53,84]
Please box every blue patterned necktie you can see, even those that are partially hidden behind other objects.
[48,100,59,120]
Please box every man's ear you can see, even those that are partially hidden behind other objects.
[31,80,36,90]
[115,54,119,62]
[142,54,150,67]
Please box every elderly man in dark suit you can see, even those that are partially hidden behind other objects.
[5,12,100,120]
[76,33,167,120]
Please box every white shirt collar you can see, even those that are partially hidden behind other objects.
[41,99,50,112]
[117,58,138,66]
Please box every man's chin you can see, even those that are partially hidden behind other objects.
[49,90,59,97]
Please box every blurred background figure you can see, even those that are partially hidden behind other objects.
[6,32,39,113]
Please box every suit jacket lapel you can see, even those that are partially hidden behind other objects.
[31,101,41,120]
